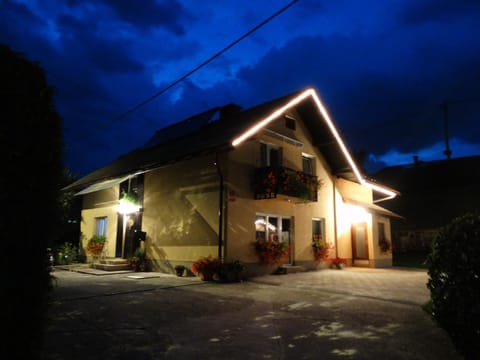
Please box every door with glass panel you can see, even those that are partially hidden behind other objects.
[255,214,292,264]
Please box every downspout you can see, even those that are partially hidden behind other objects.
[332,178,338,258]
[215,152,224,259]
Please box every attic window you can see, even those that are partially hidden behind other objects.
[285,116,296,130]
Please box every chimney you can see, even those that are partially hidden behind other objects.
[220,103,242,120]
[413,155,419,165]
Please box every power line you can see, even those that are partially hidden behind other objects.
[98,0,300,130]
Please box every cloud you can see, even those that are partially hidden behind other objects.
[2,1,479,177]
[66,0,193,34]
[400,0,480,25]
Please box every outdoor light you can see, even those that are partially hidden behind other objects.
[342,204,370,223]
[231,88,397,201]
[117,198,140,215]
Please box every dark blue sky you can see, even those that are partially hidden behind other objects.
[2,0,480,176]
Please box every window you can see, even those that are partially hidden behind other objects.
[312,218,324,241]
[95,217,108,237]
[255,214,290,242]
[260,143,282,167]
[377,222,386,243]
[285,116,296,130]
[256,214,292,263]
[302,155,314,175]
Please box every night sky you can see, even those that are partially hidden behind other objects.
[2,0,480,177]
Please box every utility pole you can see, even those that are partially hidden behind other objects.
[441,100,452,159]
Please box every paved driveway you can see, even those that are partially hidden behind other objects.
[43,267,460,359]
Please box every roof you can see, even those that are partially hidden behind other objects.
[65,87,396,200]
[372,155,480,228]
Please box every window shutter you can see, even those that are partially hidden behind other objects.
[260,143,267,167]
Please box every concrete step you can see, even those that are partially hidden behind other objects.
[99,258,129,265]
[92,258,131,271]
[280,265,306,274]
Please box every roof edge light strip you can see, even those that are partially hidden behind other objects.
[231,90,313,147]
[231,88,397,200]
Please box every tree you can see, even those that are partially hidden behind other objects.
[0,44,63,359]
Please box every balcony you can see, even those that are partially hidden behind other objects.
[253,166,319,202]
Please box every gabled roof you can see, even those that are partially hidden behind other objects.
[65,87,396,200]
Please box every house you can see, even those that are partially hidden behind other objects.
[65,88,399,276]
[373,155,480,252]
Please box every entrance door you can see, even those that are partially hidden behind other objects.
[352,222,368,260]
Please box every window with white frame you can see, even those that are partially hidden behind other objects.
[312,218,325,241]
[95,217,108,237]
[255,214,291,242]
[260,143,282,167]
[302,154,314,175]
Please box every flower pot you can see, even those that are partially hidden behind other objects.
[316,260,331,270]
[198,271,214,281]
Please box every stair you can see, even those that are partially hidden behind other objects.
[92,258,131,271]
[280,264,306,274]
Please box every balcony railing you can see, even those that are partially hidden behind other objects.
[253,166,318,202]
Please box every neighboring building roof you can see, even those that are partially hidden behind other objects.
[65,87,396,200]
[373,155,480,229]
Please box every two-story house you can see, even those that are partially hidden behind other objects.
[66,88,399,276]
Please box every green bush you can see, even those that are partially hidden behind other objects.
[426,212,480,358]
[54,242,79,265]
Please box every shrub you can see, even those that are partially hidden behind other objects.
[54,242,78,265]
[426,212,480,358]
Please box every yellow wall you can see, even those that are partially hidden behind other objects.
[224,112,392,271]
[80,186,119,258]
[141,155,221,270]
[78,109,392,271]
[224,112,339,271]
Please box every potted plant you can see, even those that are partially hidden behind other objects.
[379,238,391,253]
[86,235,106,262]
[331,257,347,269]
[128,247,146,272]
[220,260,246,282]
[254,238,289,265]
[174,264,186,277]
[191,256,222,281]
[312,237,333,262]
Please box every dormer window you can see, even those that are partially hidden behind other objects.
[285,115,296,130]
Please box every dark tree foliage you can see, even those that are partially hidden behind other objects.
[0,44,63,358]
[427,212,480,359]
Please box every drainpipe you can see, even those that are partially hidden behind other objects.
[215,152,224,259]
[332,178,339,258]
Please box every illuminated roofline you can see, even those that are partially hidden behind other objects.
[231,88,397,200]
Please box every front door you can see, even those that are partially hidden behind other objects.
[352,222,369,260]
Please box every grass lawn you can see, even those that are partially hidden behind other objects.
[393,251,429,269]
